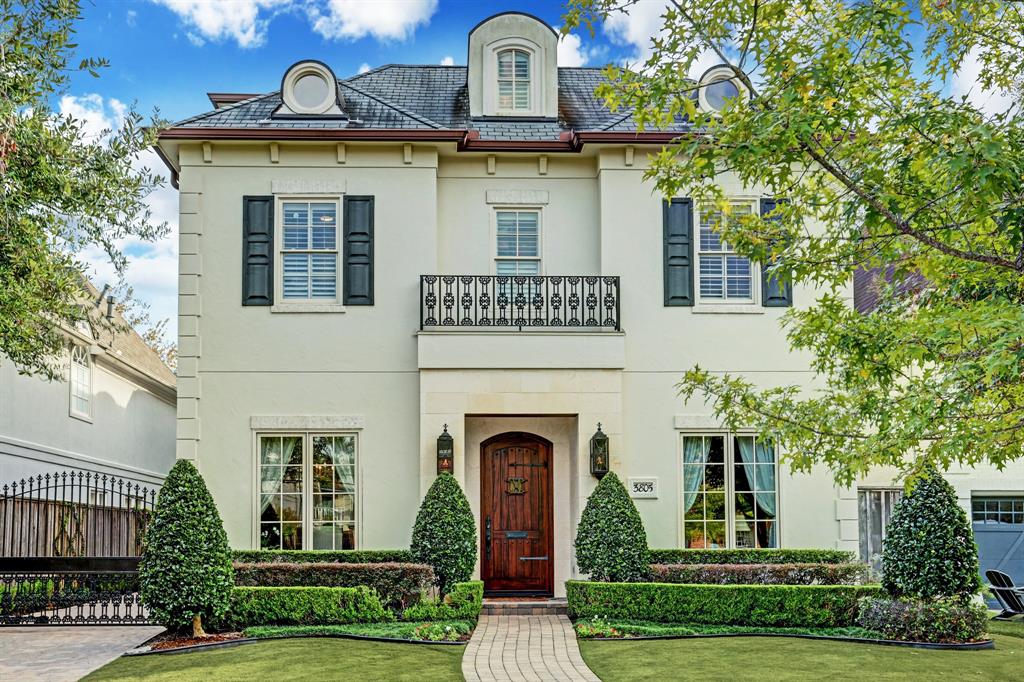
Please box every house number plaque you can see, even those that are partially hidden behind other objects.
[628,477,658,499]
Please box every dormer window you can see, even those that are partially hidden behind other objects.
[497,49,531,111]
[276,60,345,118]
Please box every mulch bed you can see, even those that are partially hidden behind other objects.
[148,631,246,651]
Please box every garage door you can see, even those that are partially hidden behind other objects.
[971,496,1024,586]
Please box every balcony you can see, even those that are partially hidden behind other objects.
[419,275,621,331]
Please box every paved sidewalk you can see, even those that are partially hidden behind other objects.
[462,614,600,682]
[0,626,164,681]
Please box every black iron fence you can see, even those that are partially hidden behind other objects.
[0,470,159,625]
[420,275,622,331]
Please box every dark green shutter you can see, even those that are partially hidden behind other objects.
[343,196,374,305]
[242,196,274,306]
[760,197,793,307]
[663,198,695,306]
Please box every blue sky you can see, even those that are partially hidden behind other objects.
[65,1,994,344]
[68,0,663,340]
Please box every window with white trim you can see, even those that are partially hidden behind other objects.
[495,209,540,275]
[258,433,357,550]
[698,202,754,302]
[280,200,339,301]
[69,344,91,419]
[497,49,531,111]
[681,434,777,548]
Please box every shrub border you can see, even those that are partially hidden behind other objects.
[579,630,995,650]
[126,632,468,657]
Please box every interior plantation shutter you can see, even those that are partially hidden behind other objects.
[343,195,374,305]
[663,198,695,306]
[242,196,274,306]
[760,198,793,308]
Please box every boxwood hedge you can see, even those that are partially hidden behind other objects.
[649,562,870,586]
[566,581,882,627]
[232,550,415,564]
[232,562,433,612]
[648,549,855,565]
[402,581,484,622]
[223,586,391,629]
[857,596,989,643]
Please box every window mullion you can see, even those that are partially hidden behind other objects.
[304,432,311,550]
[726,434,735,549]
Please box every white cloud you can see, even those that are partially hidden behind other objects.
[557,32,588,67]
[59,95,179,338]
[440,55,454,66]
[602,2,720,77]
[358,62,371,74]
[951,48,1014,116]
[310,0,437,41]
[126,9,137,27]
[150,0,291,48]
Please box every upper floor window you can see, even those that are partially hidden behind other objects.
[69,344,91,420]
[495,209,540,275]
[698,202,754,303]
[280,200,339,301]
[682,433,777,549]
[497,49,530,111]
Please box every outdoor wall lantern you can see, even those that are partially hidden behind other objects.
[437,424,454,475]
[590,423,609,480]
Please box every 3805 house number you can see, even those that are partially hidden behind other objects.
[628,477,658,499]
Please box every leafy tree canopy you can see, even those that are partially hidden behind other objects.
[1,0,166,379]
[565,0,1024,483]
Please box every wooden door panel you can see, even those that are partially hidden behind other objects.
[481,436,552,595]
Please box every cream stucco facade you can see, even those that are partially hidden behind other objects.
[158,12,1023,595]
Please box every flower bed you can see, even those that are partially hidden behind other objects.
[567,581,882,628]
[233,561,433,613]
[856,597,989,643]
[650,562,870,586]
[648,549,855,565]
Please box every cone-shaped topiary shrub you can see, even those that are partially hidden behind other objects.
[140,460,234,635]
[575,471,650,582]
[411,472,476,595]
[881,465,980,601]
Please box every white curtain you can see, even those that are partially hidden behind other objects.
[737,437,777,524]
[260,437,301,515]
[683,437,711,515]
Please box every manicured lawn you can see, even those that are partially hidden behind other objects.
[83,638,464,681]
[579,633,1022,681]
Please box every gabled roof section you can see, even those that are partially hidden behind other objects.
[163,64,694,143]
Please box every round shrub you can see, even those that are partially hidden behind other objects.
[856,596,989,643]
[140,460,234,635]
[411,473,476,595]
[575,472,650,582]
[881,466,980,601]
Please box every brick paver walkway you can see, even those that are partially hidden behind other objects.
[462,614,601,682]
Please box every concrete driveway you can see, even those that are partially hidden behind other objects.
[0,626,164,681]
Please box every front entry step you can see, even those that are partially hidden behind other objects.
[482,598,568,616]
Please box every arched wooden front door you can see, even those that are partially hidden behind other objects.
[480,433,553,596]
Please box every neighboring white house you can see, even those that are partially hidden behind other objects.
[155,11,1022,596]
[0,281,177,488]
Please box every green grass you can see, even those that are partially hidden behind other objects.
[985,617,1024,640]
[579,633,1023,681]
[243,620,476,642]
[82,638,464,682]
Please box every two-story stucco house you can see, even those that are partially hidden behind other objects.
[156,12,1022,597]
[1,281,176,488]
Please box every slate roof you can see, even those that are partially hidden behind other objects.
[171,65,691,141]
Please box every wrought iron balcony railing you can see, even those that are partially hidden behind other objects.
[420,275,621,331]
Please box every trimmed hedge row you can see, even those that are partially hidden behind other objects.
[232,550,414,564]
[649,562,870,586]
[222,586,391,629]
[402,581,484,622]
[648,549,856,565]
[857,597,989,643]
[232,562,433,612]
[566,581,882,628]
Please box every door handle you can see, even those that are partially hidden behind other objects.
[485,516,492,560]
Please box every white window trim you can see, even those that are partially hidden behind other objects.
[694,198,762,311]
[69,344,93,423]
[676,430,780,549]
[252,430,362,551]
[491,206,544,276]
[273,196,346,313]
[483,37,543,117]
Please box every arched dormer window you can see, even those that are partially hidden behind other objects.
[497,49,531,111]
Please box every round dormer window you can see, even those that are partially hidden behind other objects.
[281,61,338,115]
[698,65,746,114]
